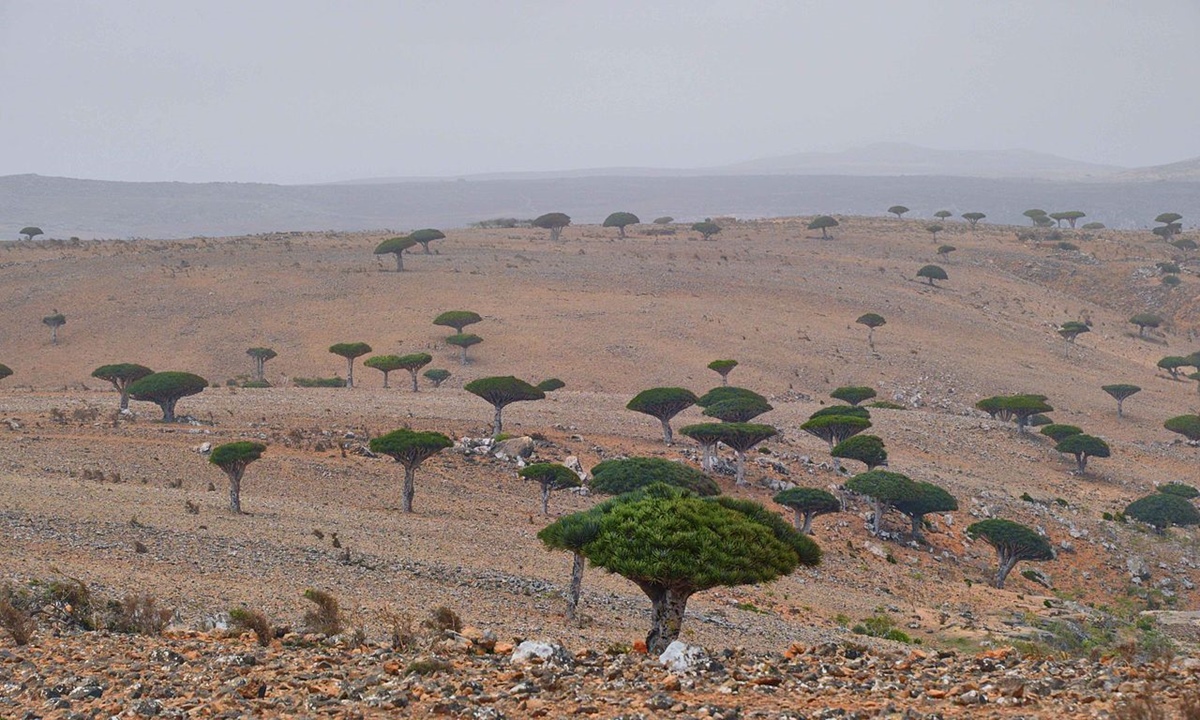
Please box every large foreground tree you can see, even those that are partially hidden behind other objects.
[542,485,820,653]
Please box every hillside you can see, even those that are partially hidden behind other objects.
[1,217,1200,716]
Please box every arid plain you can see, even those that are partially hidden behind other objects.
[2,216,1199,717]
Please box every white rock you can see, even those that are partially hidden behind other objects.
[197,442,212,454]
[511,640,573,668]
[658,640,711,673]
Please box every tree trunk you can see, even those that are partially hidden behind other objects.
[1138,326,1145,338]
[659,417,673,445]
[565,552,585,622]
[867,328,875,351]
[550,227,562,242]
[119,389,130,410]
[402,465,416,513]
[394,252,404,272]
[735,449,746,486]
[618,226,626,238]
[994,553,1018,588]
[420,242,431,254]
[541,483,551,515]
[1075,454,1087,474]
[721,374,728,386]
[50,326,58,345]
[460,346,468,365]
[872,497,883,535]
[700,442,714,472]
[409,369,419,392]
[345,358,355,388]
[381,370,390,389]
[910,513,924,542]
[1117,399,1124,417]
[821,227,829,239]
[639,583,692,655]
[228,470,243,513]
[492,406,503,437]
[162,398,177,423]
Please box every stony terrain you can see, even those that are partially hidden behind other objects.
[1,216,1200,716]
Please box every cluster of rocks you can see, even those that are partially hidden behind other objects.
[2,626,1197,719]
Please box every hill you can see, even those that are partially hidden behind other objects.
[1,217,1199,715]
[3,171,1200,240]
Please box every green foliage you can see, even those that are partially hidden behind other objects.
[1129,314,1162,334]
[697,386,766,408]
[1157,356,1191,377]
[1023,209,1048,224]
[210,441,266,472]
[602,212,640,236]
[702,396,772,422]
[830,386,876,406]
[1056,241,1079,251]
[433,310,482,333]
[925,224,944,236]
[916,264,947,285]
[228,607,273,646]
[423,368,451,387]
[533,212,571,240]
[808,405,870,420]
[293,376,345,388]
[1158,482,1199,499]
[967,518,1054,588]
[92,364,153,389]
[887,205,909,218]
[845,470,919,506]
[42,312,66,329]
[691,220,721,239]
[0,363,12,380]
[653,216,674,224]
[868,400,906,410]
[364,354,405,376]
[397,352,432,371]
[302,589,343,636]
[933,210,952,221]
[536,378,565,392]
[1040,424,1083,442]
[1081,222,1105,230]
[1162,274,1181,287]
[1058,321,1090,343]
[1124,493,1200,532]
[1056,432,1108,472]
[831,434,888,470]
[329,342,371,360]
[696,422,776,453]
[627,387,698,423]
[19,226,43,240]
[445,333,482,349]
[126,371,208,421]
[961,212,986,228]
[1156,261,1181,274]
[1171,238,1197,250]
[808,215,839,238]
[520,463,581,490]
[894,482,957,537]
[800,414,871,448]
[707,359,738,379]
[937,244,956,257]
[465,376,544,407]
[1155,212,1183,226]
[856,313,886,329]
[374,236,418,270]
[409,228,445,252]
[773,487,840,514]
[589,457,719,497]
[1164,414,1200,441]
[977,394,1053,430]
[369,429,453,469]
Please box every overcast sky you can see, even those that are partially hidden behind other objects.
[2,1,1197,184]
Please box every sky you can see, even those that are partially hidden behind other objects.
[2,0,1198,184]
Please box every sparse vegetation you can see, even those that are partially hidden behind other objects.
[92,363,154,410]
[602,212,640,237]
[464,376,545,436]
[369,429,453,513]
[916,264,947,286]
[1101,384,1141,417]
[966,519,1054,588]
[887,205,909,219]
[328,342,372,388]
[423,368,451,387]
[209,441,267,513]
[773,487,841,534]
[808,215,838,239]
[691,219,721,239]
[532,212,571,242]
[126,371,208,422]
[626,387,698,445]
[302,588,343,636]
[707,359,738,386]
[856,312,886,350]
[519,463,582,515]
[409,228,445,254]
[42,311,66,345]
[229,607,273,646]
[445,333,482,365]
[374,235,418,271]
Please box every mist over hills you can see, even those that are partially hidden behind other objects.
[2,144,1197,239]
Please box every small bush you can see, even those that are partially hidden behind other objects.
[35,575,95,630]
[868,401,906,410]
[406,657,451,675]
[1163,275,1182,287]
[229,607,273,646]
[0,585,36,645]
[105,594,173,635]
[302,588,344,636]
[422,606,462,634]
[294,377,345,388]
[380,608,417,651]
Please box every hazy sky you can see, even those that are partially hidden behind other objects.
[2,1,1197,184]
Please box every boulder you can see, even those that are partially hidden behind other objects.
[493,436,535,460]
[658,640,719,673]
[563,455,589,481]
[511,639,573,668]
[1127,556,1151,583]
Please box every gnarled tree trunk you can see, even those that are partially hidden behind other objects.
[659,418,673,445]
[228,470,244,513]
[492,406,504,437]
[402,465,416,513]
[637,582,693,655]
[565,551,585,622]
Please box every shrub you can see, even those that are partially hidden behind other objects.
[379,608,417,651]
[294,376,345,388]
[1040,424,1083,442]
[1163,274,1182,287]
[406,658,451,675]
[302,589,344,636]
[869,400,906,410]
[104,594,174,635]
[0,585,36,645]
[423,368,451,388]
[229,607,273,646]
[422,606,462,634]
[1158,482,1199,499]
[1125,494,1200,533]
[589,457,719,497]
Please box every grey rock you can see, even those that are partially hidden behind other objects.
[511,640,574,668]
[659,640,713,673]
[493,436,535,461]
